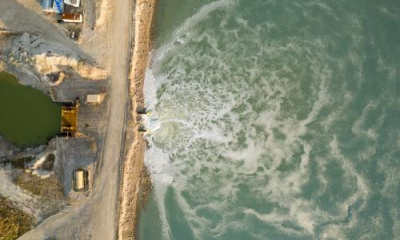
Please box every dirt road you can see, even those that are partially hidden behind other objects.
[18,0,134,238]
[86,0,133,237]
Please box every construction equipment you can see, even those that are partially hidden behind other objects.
[60,101,78,136]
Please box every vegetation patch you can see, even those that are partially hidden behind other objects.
[10,157,33,169]
[0,196,33,240]
[14,172,66,220]
[14,173,63,200]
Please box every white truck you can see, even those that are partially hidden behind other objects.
[73,168,88,192]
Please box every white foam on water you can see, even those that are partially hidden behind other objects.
[351,101,381,140]
[143,68,174,240]
[152,0,237,64]
[143,1,240,239]
[152,183,172,240]
[193,124,233,144]
[321,90,354,132]
[378,7,400,21]
[298,67,331,131]
[380,165,400,198]
[243,208,311,236]
[329,137,369,214]
[144,147,173,185]
[222,143,261,175]
[320,225,346,240]
[141,0,379,238]
[391,207,400,238]
[143,66,166,111]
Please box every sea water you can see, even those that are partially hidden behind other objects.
[139,0,400,239]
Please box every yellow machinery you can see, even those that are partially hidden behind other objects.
[61,102,78,136]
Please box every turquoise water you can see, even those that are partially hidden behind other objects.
[140,0,400,239]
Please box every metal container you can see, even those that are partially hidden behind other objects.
[41,0,53,10]
[75,170,84,190]
[73,168,88,192]
[52,0,64,14]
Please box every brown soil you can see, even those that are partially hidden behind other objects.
[15,173,64,200]
[14,173,65,220]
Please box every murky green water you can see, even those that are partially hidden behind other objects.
[0,71,61,147]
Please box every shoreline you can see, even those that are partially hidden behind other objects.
[118,0,157,239]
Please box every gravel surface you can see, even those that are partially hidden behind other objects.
[15,0,134,238]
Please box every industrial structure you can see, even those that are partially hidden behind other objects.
[86,94,104,104]
[42,0,64,13]
[41,0,53,12]
[61,102,78,136]
[61,13,83,23]
[53,0,64,14]
[64,0,81,8]
[41,0,81,14]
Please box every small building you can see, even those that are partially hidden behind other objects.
[41,0,64,13]
[52,0,64,14]
[64,0,81,7]
[86,94,104,104]
[42,0,54,12]
[62,13,83,23]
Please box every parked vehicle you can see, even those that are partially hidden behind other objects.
[73,168,88,192]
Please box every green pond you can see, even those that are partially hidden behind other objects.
[0,71,61,147]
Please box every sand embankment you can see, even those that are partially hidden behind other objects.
[118,0,156,239]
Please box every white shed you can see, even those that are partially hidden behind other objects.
[75,170,84,190]
[64,0,80,7]
[86,94,104,104]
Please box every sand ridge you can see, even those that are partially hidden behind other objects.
[118,0,157,239]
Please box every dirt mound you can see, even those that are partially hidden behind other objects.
[34,55,108,80]
[95,0,112,33]
[6,33,108,81]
